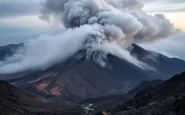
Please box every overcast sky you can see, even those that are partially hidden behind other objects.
[0,0,185,60]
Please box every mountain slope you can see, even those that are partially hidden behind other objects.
[131,44,185,79]
[79,80,163,111]
[108,72,185,115]
[0,80,84,115]
[0,44,185,103]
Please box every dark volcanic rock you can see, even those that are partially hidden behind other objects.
[108,72,185,115]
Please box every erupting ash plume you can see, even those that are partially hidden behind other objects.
[0,0,179,74]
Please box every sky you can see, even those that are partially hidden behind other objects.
[0,0,185,60]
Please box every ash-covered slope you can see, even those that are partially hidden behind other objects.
[0,44,185,103]
[130,44,185,79]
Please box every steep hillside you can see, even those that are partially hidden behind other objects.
[131,44,185,79]
[107,72,185,115]
[0,80,84,115]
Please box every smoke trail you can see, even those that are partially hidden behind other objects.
[0,25,102,74]
[0,0,178,74]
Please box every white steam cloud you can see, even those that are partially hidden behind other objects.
[0,0,178,74]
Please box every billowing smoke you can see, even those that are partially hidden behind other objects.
[0,25,101,74]
[0,0,178,74]
[40,0,178,41]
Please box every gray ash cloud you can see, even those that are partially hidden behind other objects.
[0,0,179,74]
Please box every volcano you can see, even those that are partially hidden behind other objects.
[0,44,185,103]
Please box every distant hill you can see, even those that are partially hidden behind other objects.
[0,44,21,60]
